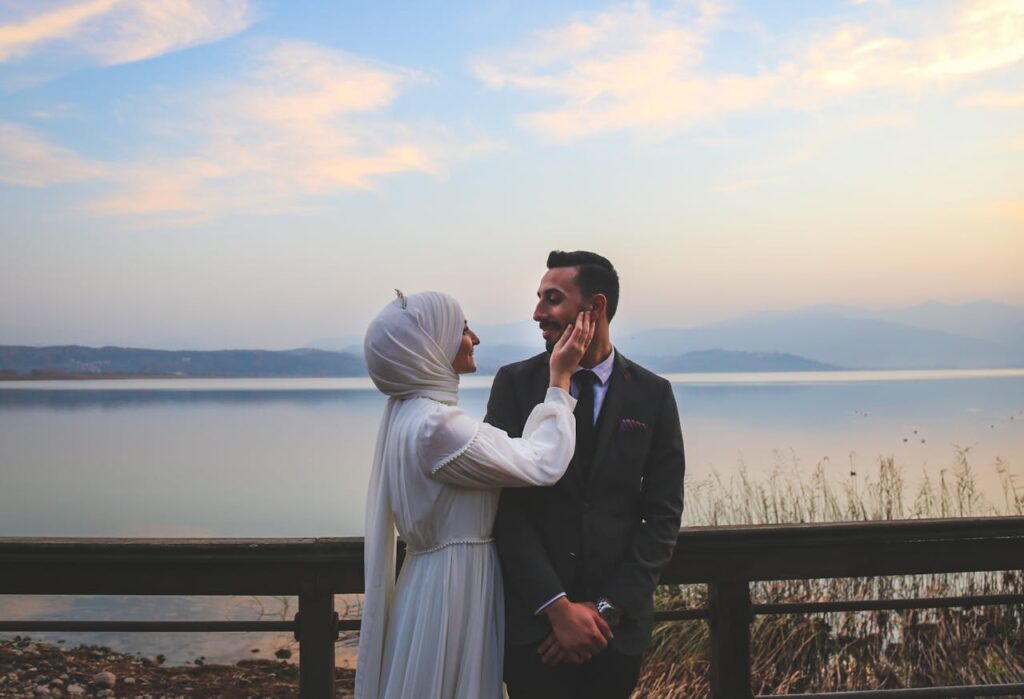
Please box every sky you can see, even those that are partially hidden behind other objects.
[0,0,1022,350]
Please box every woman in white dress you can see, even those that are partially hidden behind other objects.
[356,290,594,699]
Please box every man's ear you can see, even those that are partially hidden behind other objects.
[589,294,608,317]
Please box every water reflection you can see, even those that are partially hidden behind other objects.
[1,372,1021,666]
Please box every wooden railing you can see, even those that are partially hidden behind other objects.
[2,517,1023,698]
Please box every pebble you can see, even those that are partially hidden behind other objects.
[65,685,85,696]
[123,676,136,685]
[92,671,116,688]
[97,689,114,698]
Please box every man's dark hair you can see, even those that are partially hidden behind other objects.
[547,250,620,321]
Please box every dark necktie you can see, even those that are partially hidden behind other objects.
[574,370,598,480]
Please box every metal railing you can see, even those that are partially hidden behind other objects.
[2,517,1023,698]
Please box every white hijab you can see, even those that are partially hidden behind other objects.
[363,290,463,405]
[356,291,466,698]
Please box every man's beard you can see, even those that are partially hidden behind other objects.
[540,323,565,356]
[542,305,588,352]
[542,322,562,353]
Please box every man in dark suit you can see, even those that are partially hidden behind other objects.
[485,250,686,699]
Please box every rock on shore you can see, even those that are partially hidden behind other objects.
[0,637,354,698]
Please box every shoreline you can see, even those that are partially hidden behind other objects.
[0,374,193,381]
[2,367,1023,384]
[0,637,354,698]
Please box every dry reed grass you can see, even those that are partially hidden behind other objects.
[635,449,1024,697]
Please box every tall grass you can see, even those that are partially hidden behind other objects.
[637,450,1024,697]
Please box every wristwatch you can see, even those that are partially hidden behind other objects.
[596,597,622,627]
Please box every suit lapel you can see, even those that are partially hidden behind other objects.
[531,351,589,494]
[587,351,630,491]
[528,353,552,418]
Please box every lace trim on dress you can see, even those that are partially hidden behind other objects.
[405,537,494,556]
[429,423,482,475]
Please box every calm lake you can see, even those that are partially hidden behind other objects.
[2,369,1022,664]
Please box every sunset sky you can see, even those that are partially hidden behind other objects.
[1,0,1021,349]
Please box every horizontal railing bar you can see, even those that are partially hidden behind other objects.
[16,591,1016,635]
[2,595,1019,635]
[764,683,1024,698]
[653,593,1024,622]
[0,612,714,633]
[756,593,1024,615]
[0,620,295,632]
[2,517,1022,591]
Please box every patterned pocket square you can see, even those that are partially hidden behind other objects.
[619,418,647,432]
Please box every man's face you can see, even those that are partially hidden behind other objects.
[534,266,586,351]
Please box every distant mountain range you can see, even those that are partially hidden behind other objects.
[0,345,831,378]
[0,346,364,378]
[468,300,1024,372]
[3,300,1021,378]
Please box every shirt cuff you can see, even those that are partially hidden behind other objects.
[544,386,577,410]
[534,592,567,616]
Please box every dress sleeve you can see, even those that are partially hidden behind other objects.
[425,387,577,489]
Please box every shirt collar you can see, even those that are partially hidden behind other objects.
[573,347,615,385]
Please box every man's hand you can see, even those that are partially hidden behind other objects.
[537,631,569,665]
[540,597,613,664]
[548,311,595,392]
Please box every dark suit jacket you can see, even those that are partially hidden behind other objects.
[486,350,685,656]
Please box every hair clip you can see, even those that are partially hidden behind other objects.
[395,289,408,309]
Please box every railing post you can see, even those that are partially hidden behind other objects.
[297,589,337,699]
[708,581,753,699]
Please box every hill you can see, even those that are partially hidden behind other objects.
[0,346,365,378]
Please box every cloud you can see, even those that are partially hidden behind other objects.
[29,103,83,120]
[988,200,1024,221]
[0,0,116,62]
[472,1,778,141]
[791,0,1024,94]
[716,178,770,193]
[0,0,253,67]
[961,90,1024,108]
[713,109,912,197]
[0,41,470,219]
[473,0,1024,141]
[0,122,107,186]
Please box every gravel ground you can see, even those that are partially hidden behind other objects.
[0,637,355,698]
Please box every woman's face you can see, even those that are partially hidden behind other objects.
[452,322,480,374]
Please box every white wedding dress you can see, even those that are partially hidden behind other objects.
[357,387,576,699]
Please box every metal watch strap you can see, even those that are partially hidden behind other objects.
[596,597,622,627]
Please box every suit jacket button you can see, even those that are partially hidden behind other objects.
[569,551,576,558]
